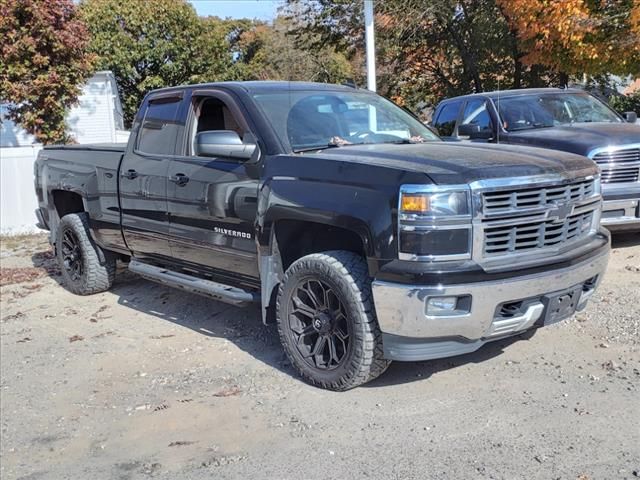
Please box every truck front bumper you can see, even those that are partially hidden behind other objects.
[372,239,610,362]
[601,184,640,231]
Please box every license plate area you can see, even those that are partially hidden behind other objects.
[543,286,582,325]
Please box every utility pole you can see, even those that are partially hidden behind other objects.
[364,0,376,92]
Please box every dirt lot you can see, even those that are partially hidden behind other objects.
[1,233,638,480]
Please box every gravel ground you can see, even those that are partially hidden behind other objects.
[1,233,638,480]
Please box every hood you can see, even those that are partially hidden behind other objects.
[506,122,640,156]
[303,142,598,185]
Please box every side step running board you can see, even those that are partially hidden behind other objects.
[129,260,259,306]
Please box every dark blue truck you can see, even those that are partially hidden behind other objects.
[431,88,640,231]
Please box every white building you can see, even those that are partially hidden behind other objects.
[1,71,129,235]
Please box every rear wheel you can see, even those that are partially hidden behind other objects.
[56,213,115,295]
[276,250,390,391]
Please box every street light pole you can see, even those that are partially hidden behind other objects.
[364,0,376,92]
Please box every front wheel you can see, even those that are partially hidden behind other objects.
[276,250,390,391]
[56,213,115,295]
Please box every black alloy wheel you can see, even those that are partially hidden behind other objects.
[288,278,352,371]
[60,229,84,282]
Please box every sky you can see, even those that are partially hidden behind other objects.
[188,0,282,21]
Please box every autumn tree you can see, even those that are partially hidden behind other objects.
[497,0,640,82]
[286,0,554,107]
[0,0,95,144]
[80,0,238,126]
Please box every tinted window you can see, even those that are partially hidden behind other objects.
[460,99,493,136]
[137,97,181,155]
[434,101,462,136]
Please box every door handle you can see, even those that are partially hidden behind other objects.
[169,173,189,186]
[121,169,138,180]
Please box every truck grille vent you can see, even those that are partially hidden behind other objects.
[482,178,595,215]
[483,211,594,256]
[591,147,640,184]
[600,166,640,183]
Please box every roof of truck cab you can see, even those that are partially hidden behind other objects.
[148,81,364,96]
[439,88,587,103]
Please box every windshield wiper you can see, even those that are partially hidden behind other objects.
[376,139,427,145]
[293,144,342,153]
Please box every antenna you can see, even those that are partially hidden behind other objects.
[496,77,500,144]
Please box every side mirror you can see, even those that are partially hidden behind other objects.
[623,111,638,123]
[195,130,256,159]
[458,123,493,139]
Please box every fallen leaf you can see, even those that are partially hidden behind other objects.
[213,386,241,397]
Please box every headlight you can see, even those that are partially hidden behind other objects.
[401,191,470,217]
[398,185,472,261]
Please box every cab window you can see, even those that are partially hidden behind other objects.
[433,101,462,137]
[459,99,493,138]
[189,96,246,157]
[136,97,182,155]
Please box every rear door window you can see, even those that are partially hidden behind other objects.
[433,101,462,137]
[136,97,182,155]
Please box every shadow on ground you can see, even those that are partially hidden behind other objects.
[365,330,537,388]
[611,231,640,249]
[30,248,550,389]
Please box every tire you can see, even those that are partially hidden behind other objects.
[56,213,115,295]
[276,250,390,391]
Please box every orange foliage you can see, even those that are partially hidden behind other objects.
[498,0,640,75]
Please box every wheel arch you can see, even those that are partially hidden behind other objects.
[48,189,88,245]
[258,215,373,325]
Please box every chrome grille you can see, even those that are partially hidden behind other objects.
[482,178,595,215]
[474,176,601,265]
[600,166,640,183]
[591,146,640,184]
[483,211,594,256]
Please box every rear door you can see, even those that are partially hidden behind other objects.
[119,93,184,260]
[166,89,261,281]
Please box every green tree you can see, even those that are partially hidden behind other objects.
[234,15,353,83]
[80,0,237,126]
[610,91,640,116]
[0,0,95,144]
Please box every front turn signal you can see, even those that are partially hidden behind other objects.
[401,194,430,213]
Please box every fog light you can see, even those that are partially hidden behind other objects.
[426,295,472,317]
[428,296,457,312]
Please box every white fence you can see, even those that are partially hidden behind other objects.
[0,146,43,235]
[1,71,128,236]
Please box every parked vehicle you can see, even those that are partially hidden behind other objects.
[431,88,640,231]
[35,82,610,390]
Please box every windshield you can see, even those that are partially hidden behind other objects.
[496,92,622,132]
[251,90,440,152]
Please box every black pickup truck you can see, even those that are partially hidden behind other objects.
[35,81,610,390]
[431,88,640,231]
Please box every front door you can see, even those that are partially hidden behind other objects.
[166,90,260,282]
[119,94,184,260]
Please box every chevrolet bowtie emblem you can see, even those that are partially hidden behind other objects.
[548,202,573,223]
